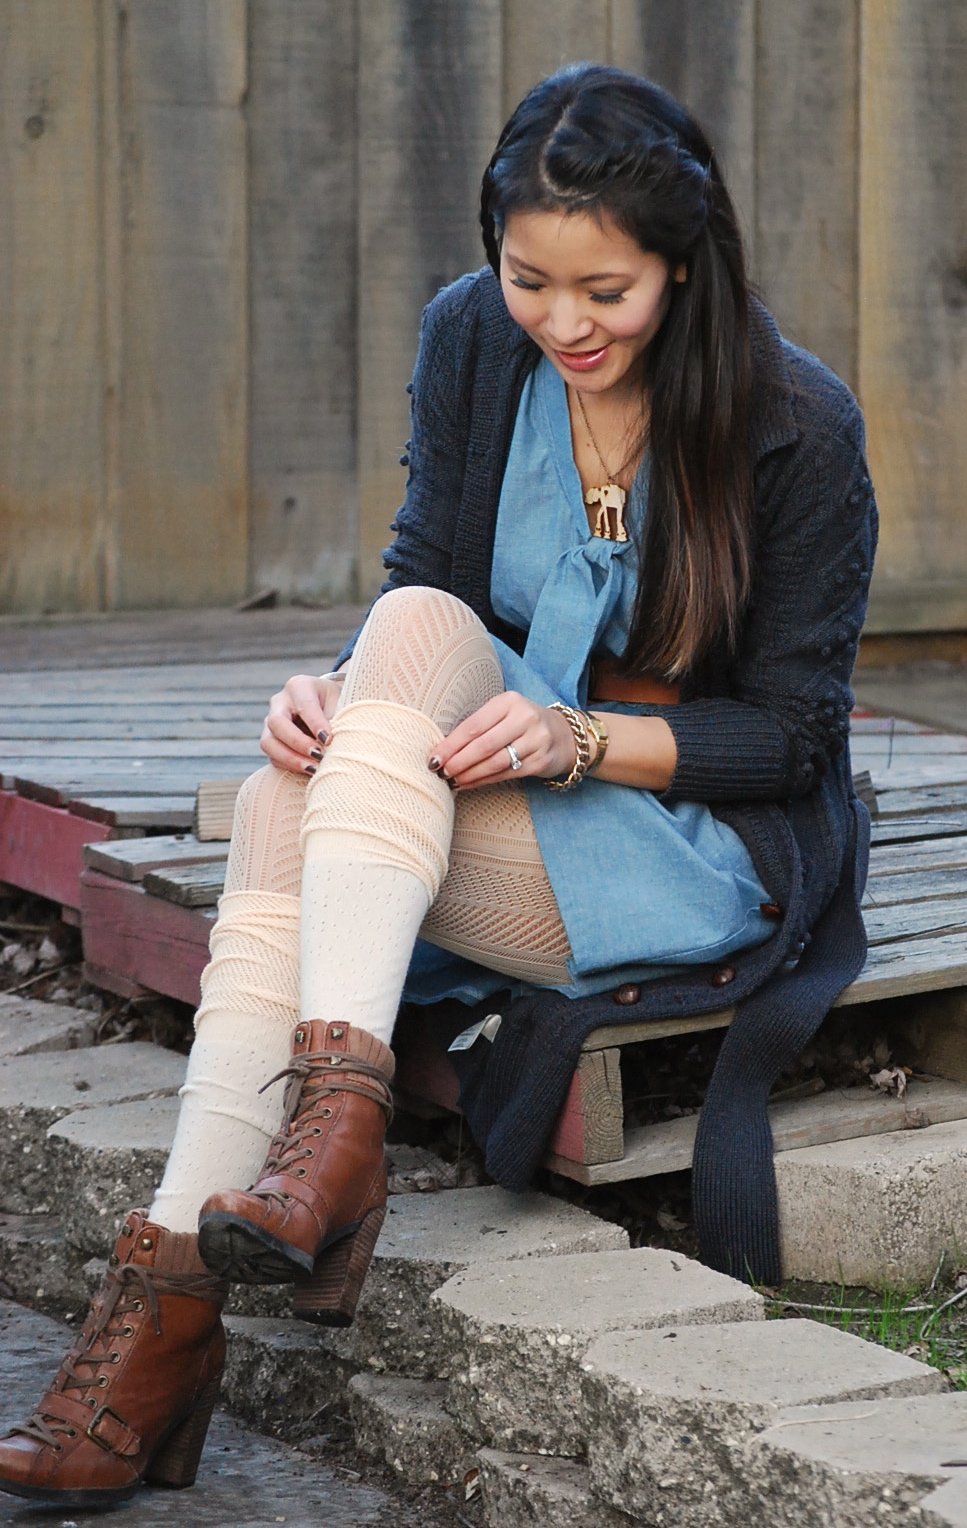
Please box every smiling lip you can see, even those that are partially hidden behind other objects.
[554,345,610,372]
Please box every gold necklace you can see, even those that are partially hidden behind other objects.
[574,390,645,543]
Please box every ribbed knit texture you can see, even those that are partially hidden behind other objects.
[339,268,878,1284]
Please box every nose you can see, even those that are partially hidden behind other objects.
[543,291,596,348]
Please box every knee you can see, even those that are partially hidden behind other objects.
[364,585,481,635]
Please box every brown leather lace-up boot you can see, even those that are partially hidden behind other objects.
[198,1020,393,1325]
[0,1211,227,1508]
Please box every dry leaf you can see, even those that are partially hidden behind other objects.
[657,1208,686,1232]
[464,1467,481,1501]
[869,1066,907,1098]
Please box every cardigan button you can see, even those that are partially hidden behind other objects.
[760,902,782,920]
[711,966,736,987]
[399,454,410,466]
[614,984,640,1006]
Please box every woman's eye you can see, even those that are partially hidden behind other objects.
[510,276,542,292]
[591,291,625,305]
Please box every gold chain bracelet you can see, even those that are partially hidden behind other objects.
[546,702,592,791]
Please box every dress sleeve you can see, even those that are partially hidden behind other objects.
[656,390,879,803]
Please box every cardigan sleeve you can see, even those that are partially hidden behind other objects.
[656,384,879,804]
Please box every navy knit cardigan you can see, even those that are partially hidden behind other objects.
[340,268,879,1284]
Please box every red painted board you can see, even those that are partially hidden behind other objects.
[79,869,214,1007]
[0,790,112,909]
[546,1070,589,1161]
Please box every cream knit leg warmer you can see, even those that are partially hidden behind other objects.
[299,587,504,1045]
[150,766,306,1232]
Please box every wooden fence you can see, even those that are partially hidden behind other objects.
[1,0,965,631]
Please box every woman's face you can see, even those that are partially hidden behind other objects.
[500,208,675,402]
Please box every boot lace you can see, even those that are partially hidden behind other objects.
[252,1048,393,1204]
[10,1262,227,1450]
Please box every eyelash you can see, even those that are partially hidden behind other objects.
[510,277,625,305]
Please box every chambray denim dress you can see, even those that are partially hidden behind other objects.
[404,357,771,1005]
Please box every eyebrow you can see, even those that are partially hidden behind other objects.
[506,254,629,283]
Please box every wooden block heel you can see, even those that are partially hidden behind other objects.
[146,1373,222,1489]
[293,1204,386,1326]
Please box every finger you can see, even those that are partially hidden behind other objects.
[260,725,322,776]
[266,707,327,762]
[433,694,521,767]
[275,676,332,743]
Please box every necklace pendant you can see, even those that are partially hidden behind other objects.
[585,482,629,542]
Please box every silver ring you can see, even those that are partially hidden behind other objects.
[506,743,523,772]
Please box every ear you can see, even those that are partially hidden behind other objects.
[673,263,687,284]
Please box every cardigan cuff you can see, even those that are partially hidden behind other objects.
[655,699,802,802]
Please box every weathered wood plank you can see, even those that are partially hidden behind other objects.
[871,813,967,846]
[546,1047,624,1166]
[0,0,105,613]
[112,1,248,608]
[860,868,967,908]
[612,0,756,249]
[0,721,261,741]
[859,0,967,633]
[194,779,247,841]
[546,1077,967,1185]
[68,795,195,829]
[356,0,503,596]
[837,930,967,1005]
[869,763,967,791]
[143,861,227,908]
[248,0,358,603]
[863,895,967,947]
[0,739,263,760]
[874,784,967,819]
[79,869,213,1007]
[754,0,859,383]
[501,0,608,119]
[0,788,111,909]
[869,835,967,875]
[9,760,260,805]
[83,833,229,883]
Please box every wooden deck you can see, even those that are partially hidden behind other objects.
[1,616,966,1184]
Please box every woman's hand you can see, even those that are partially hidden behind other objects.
[261,674,342,774]
[429,692,576,790]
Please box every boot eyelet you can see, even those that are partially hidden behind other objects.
[52,1444,62,1452]
[108,1254,120,1267]
[320,1107,333,1119]
[132,1300,144,1312]
[97,1376,110,1388]
[110,1352,122,1363]
[295,1167,307,1178]
[66,1428,78,1438]
[122,1324,135,1338]
[139,1236,154,1251]
[304,1148,314,1158]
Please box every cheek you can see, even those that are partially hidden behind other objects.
[500,276,539,332]
[611,292,670,344]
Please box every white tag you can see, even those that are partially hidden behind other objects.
[447,1012,503,1052]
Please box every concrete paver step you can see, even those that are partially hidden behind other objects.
[477,1448,633,1528]
[349,1373,475,1486]
[777,1117,967,1285]
[582,1319,947,1526]
[750,1392,967,1528]
[0,1042,186,1214]
[221,1315,359,1440]
[436,1246,763,1455]
[47,1095,180,1257]
[0,992,96,1057]
[0,1212,78,1308]
[328,1187,629,1381]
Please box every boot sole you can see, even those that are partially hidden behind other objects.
[0,1478,141,1507]
[197,1212,359,1284]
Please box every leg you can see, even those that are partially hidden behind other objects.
[198,588,506,1310]
[422,782,573,986]
[0,766,306,1506]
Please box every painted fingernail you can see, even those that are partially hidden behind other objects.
[304,764,317,775]
[428,756,442,772]
[309,748,324,760]
[317,730,330,745]
[445,775,458,792]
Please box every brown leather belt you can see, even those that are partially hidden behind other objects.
[589,656,679,706]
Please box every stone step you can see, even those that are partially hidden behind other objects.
[436,1246,763,1455]
[582,1319,948,1526]
[325,1187,628,1381]
[777,1117,967,1286]
[0,1211,84,1310]
[0,992,97,1056]
[749,1392,967,1528]
[477,1449,633,1528]
[348,1374,475,1486]
[0,1042,186,1213]
[47,1096,181,1256]
[222,1314,360,1442]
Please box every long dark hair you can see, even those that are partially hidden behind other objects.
[480,65,753,679]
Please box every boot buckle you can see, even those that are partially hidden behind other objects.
[87,1405,139,1457]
